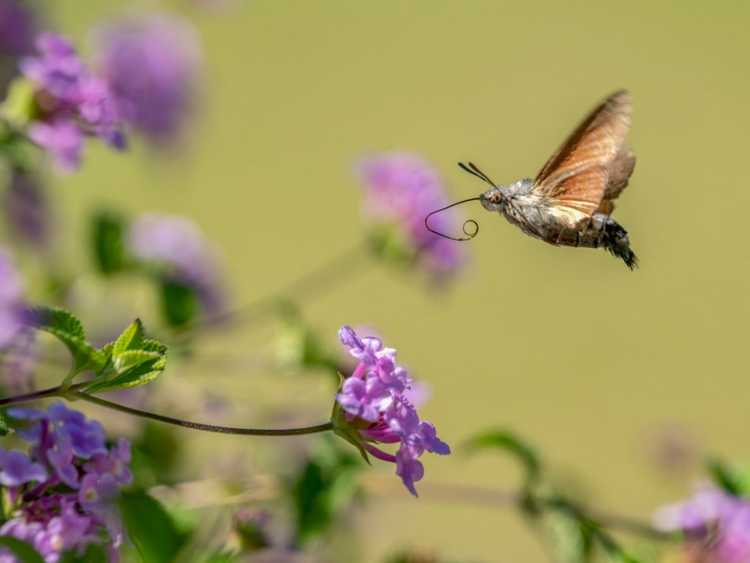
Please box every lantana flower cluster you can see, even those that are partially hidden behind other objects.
[357,153,467,280]
[128,213,226,319]
[335,325,449,496]
[654,487,750,563]
[0,403,132,562]
[0,249,26,350]
[20,33,126,172]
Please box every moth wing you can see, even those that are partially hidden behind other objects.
[598,145,636,214]
[532,90,633,217]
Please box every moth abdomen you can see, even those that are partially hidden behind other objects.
[599,218,637,270]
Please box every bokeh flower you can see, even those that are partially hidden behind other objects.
[0,403,132,561]
[94,14,201,146]
[0,0,36,94]
[20,32,125,171]
[654,487,750,563]
[334,325,449,496]
[128,213,226,319]
[356,153,468,280]
[3,168,51,248]
[0,248,27,349]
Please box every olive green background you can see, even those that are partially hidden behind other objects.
[44,2,750,561]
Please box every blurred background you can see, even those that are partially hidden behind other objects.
[9,1,750,561]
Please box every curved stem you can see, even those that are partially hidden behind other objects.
[0,384,69,407]
[72,391,333,436]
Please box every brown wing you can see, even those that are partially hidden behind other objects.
[533,90,633,216]
[598,145,636,215]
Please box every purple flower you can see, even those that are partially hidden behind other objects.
[3,169,51,248]
[654,487,750,563]
[335,325,449,496]
[0,449,47,487]
[28,119,83,172]
[357,153,468,279]
[20,33,125,172]
[94,14,201,146]
[128,213,226,318]
[0,404,132,561]
[0,249,26,349]
[10,402,107,487]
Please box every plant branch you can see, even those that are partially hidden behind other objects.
[72,391,333,436]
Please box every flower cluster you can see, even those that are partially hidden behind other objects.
[357,153,467,280]
[335,325,449,496]
[0,403,131,561]
[128,213,225,318]
[3,169,50,248]
[654,487,750,563]
[94,14,201,146]
[20,33,125,171]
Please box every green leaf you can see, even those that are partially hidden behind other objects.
[60,544,107,563]
[91,211,128,275]
[0,537,45,563]
[330,396,370,465]
[707,457,746,497]
[0,409,10,436]
[1,78,37,127]
[289,437,362,545]
[119,491,187,563]
[111,319,145,357]
[30,307,102,379]
[82,320,168,393]
[464,429,541,488]
[159,279,198,328]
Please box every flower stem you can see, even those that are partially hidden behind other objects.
[72,391,333,436]
[0,384,70,407]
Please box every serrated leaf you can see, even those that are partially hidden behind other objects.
[464,429,541,488]
[30,307,102,379]
[0,537,45,563]
[84,354,166,393]
[112,319,145,358]
[82,320,167,393]
[113,349,161,373]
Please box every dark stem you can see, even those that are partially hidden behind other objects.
[0,384,72,407]
[72,391,333,436]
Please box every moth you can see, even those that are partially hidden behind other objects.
[425,90,638,269]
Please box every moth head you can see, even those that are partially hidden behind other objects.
[479,188,503,212]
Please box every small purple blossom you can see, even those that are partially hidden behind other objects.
[0,403,132,561]
[3,169,51,248]
[128,213,226,318]
[654,487,750,563]
[357,153,468,279]
[0,449,47,487]
[0,249,26,349]
[20,33,125,172]
[335,325,449,496]
[94,14,201,146]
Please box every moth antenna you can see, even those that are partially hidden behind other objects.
[424,196,482,242]
[458,161,497,187]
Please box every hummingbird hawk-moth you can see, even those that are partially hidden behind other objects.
[425,90,638,269]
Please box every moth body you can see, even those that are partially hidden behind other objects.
[480,179,637,268]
